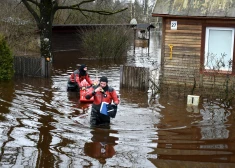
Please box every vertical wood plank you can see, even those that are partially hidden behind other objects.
[13,56,42,77]
[120,65,149,91]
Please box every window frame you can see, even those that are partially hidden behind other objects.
[201,24,235,75]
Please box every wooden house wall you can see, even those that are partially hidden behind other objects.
[161,18,235,94]
[162,18,201,86]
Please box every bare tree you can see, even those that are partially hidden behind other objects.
[54,0,130,24]
[129,0,156,23]
[20,0,127,60]
[0,1,38,55]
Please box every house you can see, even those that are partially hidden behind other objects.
[152,0,235,95]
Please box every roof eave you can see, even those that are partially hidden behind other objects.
[152,13,235,20]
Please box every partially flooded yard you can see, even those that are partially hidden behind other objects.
[0,31,235,167]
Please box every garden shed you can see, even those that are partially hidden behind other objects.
[152,0,235,96]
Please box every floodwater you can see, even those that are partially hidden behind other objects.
[0,31,235,168]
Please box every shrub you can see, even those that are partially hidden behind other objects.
[80,26,131,60]
[0,34,14,80]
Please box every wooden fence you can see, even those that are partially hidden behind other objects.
[14,56,42,77]
[120,65,149,91]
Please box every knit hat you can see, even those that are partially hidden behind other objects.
[100,76,108,83]
[79,64,87,76]
[80,64,86,70]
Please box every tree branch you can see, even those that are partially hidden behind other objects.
[79,10,90,18]
[21,0,40,25]
[54,0,128,15]
[23,0,40,6]
[84,7,128,15]
[76,0,96,6]
[54,0,94,11]
[56,6,128,15]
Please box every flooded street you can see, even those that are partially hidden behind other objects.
[1,31,235,168]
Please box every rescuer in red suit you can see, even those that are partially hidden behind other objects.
[85,76,119,127]
[69,64,93,89]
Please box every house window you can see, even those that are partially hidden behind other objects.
[204,27,234,71]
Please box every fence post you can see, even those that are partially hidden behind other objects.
[41,57,51,77]
[120,65,149,91]
[120,65,123,87]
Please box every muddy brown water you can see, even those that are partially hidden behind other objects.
[1,32,235,168]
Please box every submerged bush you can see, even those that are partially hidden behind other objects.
[80,26,131,60]
[0,34,14,80]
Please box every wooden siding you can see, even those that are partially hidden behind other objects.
[162,18,201,86]
[161,18,235,96]
[153,0,235,98]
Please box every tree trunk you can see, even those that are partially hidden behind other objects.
[21,0,127,77]
[39,0,53,59]
[40,25,52,59]
[39,0,54,77]
[143,0,148,15]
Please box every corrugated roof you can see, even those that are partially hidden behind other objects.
[152,0,235,18]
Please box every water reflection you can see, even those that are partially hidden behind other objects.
[1,30,235,167]
[119,88,149,108]
[0,80,15,121]
[84,128,118,165]
[36,115,56,168]
[154,96,235,167]
[67,91,90,115]
[200,100,231,140]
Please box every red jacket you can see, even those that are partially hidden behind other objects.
[70,73,93,87]
[85,85,119,105]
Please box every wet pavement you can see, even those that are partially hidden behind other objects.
[0,31,235,167]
